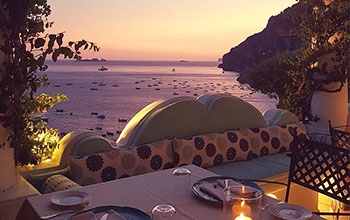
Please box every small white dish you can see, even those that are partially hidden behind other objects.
[51,190,90,207]
[269,203,312,220]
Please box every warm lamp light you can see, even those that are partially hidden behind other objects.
[234,213,252,220]
[232,200,251,217]
[266,193,278,199]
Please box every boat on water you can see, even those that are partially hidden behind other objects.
[30,116,49,122]
[98,66,108,71]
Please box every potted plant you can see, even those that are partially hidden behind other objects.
[0,0,98,191]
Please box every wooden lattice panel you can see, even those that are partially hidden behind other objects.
[290,135,350,204]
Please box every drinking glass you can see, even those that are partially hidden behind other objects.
[152,204,176,220]
[172,167,191,195]
[223,185,262,220]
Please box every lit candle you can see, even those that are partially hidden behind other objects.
[232,200,251,217]
[234,212,252,220]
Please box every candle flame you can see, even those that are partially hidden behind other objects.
[240,200,245,207]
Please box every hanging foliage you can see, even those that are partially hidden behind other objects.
[0,0,99,165]
[243,0,349,121]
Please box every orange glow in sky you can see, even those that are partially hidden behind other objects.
[47,0,296,61]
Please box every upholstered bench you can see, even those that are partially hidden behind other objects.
[207,153,290,179]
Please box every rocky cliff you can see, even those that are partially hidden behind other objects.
[219,3,302,73]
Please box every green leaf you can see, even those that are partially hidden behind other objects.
[34,38,45,48]
[57,33,63,46]
[48,34,56,49]
[52,49,60,62]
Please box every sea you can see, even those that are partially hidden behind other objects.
[39,60,277,142]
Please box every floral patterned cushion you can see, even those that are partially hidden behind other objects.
[41,175,81,194]
[69,139,174,186]
[173,122,306,168]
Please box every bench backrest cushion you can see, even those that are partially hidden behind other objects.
[172,122,306,168]
[69,139,173,186]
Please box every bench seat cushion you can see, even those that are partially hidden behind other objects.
[207,153,291,180]
[69,139,173,186]
[173,122,305,168]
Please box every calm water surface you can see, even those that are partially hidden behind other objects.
[40,60,277,141]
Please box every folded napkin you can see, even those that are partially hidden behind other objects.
[216,179,240,188]
[105,209,127,220]
[200,182,225,201]
[200,180,258,201]
[72,211,97,220]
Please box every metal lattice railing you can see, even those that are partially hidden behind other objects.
[329,121,350,149]
[287,134,350,205]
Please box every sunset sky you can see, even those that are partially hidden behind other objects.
[47,0,296,61]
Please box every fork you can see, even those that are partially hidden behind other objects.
[41,206,85,220]
[261,201,284,211]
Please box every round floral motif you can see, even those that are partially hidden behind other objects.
[271,137,281,149]
[174,152,180,165]
[288,127,296,136]
[163,162,174,169]
[213,154,223,166]
[70,163,83,181]
[239,139,249,151]
[192,155,203,167]
[135,165,147,175]
[121,153,136,170]
[81,178,97,186]
[205,143,216,157]
[227,132,238,143]
[216,137,227,150]
[137,145,152,160]
[249,137,260,149]
[101,166,117,182]
[250,128,260,133]
[279,146,287,153]
[260,146,269,156]
[120,174,130,179]
[150,155,163,170]
[194,137,205,150]
[226,147,236,161]
[86,154,104,172]
[183,145,193,159]
[270,126,279,135]
[247,151,258,160]
[280,132,290,143]
[261,131,270,142]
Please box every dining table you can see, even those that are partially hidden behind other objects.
[16,165,325,220]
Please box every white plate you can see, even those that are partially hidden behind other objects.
[51,190,90,207]
[269,203,312,220]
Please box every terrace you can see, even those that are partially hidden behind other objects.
[0,0,349,219]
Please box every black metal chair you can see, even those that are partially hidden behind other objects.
[329,120,350,149]
[285,133,350,218]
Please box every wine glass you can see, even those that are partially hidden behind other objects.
[172,167,191,195]
[152,204,176,220]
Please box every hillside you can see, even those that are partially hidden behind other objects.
[219,3,302,74]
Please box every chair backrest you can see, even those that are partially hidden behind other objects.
[286,133,350,204]
[329,120,350,149]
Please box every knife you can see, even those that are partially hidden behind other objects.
[100,213,109,220]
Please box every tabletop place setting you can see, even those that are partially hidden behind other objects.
[15,165,322,220]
